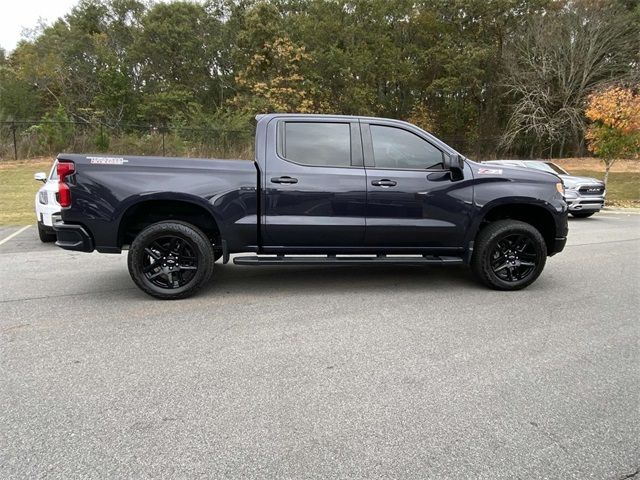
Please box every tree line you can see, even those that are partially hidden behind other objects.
[0,0,637,159]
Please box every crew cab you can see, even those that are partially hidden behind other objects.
[53,114,568,299]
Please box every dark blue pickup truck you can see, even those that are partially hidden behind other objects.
[54,114,568,299]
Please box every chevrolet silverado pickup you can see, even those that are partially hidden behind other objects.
[53,113,568,299]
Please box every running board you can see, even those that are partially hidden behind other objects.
[233,255,464,266]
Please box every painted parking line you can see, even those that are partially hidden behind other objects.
[0,225,32,246]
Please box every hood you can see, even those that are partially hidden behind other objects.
[471,160,558,183]
[559,174,604,188]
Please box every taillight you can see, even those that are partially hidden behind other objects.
[57,161,75,208]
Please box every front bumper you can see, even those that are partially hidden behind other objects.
[53,220,94,252]
[564,190,605,212]
[551,237,567,256]
[566,199,604,211]
[35,204,61,227]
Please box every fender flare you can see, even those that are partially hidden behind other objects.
[115,192,225,242]
[464,197,558,247]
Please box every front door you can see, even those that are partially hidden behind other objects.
[263,119,366,248]
[362,122,473,249]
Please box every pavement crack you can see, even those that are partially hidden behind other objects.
[0,323,30,332]
[0,287,137,304]
[619,467,640,480]
[528,421,569,454]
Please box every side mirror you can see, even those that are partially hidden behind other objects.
[34,172,47,183]
[443,154,464,171]
[443,154,465,179]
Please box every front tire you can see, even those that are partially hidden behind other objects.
[570,211,596,218]
[37,221,56,242]
[127,221,215,300]
[471,220,547,291]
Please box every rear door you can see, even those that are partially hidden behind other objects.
[262,118,366,248]
[362,121,473,249]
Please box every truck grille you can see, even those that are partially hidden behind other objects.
[578,185,604,196]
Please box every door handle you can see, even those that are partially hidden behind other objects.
[371,179,397,187]
[271,176,298,184]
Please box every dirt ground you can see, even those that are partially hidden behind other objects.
[0,158,53,170]
[554,158,640,173]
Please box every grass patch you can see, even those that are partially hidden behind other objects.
[0,160,53,225]
[0,159,638,226]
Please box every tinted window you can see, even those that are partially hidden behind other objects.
[370,125,443,170]
[283,122,351,167]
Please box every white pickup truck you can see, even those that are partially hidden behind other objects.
[34,161,60,242]
[483,160,606,218]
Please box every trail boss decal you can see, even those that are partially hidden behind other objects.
[88,156,128,165]
[478,168,503,175]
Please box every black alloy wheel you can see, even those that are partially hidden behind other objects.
[471,219,547,290]
[128,221,215,299]
[489,233,539,283]
[142,235,199,289]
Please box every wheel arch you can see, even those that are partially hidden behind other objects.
[470,201,557,254]
[117,194,223,249]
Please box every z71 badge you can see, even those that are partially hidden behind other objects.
[88,156,128,165]
[478,168,503,175]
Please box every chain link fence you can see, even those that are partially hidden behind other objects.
[0,121,256,161]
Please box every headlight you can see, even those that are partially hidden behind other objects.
[38,190,48,204]
[555,182,565,195]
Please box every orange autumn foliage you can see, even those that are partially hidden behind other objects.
[585,87,640,160]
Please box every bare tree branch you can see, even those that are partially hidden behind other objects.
[500,2,638,156]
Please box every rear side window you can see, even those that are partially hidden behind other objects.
[282,122,351,167]
[370,125,443,170]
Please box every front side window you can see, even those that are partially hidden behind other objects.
[282,122,351,167]
[370,125,443,170]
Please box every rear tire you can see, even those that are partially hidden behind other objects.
[127,221,215,300]
[570,211,595,218]
[37,222,56,242]
[471,220,547,291]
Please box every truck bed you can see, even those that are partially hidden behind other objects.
[57,154,259,253]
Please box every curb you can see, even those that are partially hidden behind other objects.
[598,208,640,215]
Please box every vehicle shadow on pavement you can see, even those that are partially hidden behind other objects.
[195,264,480,298]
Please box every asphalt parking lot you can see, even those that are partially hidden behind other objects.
[1,212,639,479]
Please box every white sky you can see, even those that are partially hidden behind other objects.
[0,0,81,52]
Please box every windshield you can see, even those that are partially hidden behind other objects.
[49,161,58,181]
[526,161,568,175]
